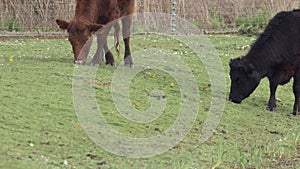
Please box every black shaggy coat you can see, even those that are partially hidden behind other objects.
[229,9,300,115]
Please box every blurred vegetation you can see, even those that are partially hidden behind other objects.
[235,12,271,35]
[0,0,298,33]
[0,17,23,32]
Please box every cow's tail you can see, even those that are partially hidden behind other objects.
[114,21,121,58]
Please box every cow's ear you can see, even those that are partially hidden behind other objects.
[88,23,104,33]
[56,19,70,30]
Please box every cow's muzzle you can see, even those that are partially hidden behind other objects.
[229,97,242,104]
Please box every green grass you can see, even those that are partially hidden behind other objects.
[0,34,300,169]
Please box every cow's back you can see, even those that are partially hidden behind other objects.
[93,0,134,24]
[118,0,135,16]
[246,9,300,68]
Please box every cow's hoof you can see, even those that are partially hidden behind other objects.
[91,57,103,66]
[90,62,100,67]
[125,63,133,68]
[106,61,115,66]
[124,56,133,68]
[292,111,300,116]
[75,60,86,65]
[267,102,276,112]
[266,106,276,112]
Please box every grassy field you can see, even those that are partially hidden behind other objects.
[0,34,300,169]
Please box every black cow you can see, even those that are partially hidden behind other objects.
[229,9,300,115]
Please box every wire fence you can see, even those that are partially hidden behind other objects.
[0,0,299,35]
[0,0,74,32]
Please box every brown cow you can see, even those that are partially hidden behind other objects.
[56,0,135,67]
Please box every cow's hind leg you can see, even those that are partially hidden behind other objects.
[121,16,133,67]
[104,42,115,66]
[103,21,122,66]
[91,26,112,66]
[267,78,278,111]
[293,73,300,115]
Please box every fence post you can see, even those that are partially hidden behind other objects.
[171,1,177,34]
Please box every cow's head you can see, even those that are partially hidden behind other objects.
[229,57,261,103]
[56,18,103,64]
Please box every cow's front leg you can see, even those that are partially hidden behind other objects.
[91,26,112,66]
[91,35,104,66]
[267,78,278,111]
[121,16,133,67]
[76,37,93,65]
[293,73,300,115]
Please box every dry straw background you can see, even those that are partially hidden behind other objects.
[0,0,299,32]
